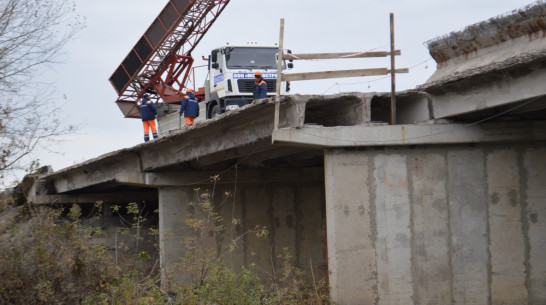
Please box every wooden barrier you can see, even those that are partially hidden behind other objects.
[274,14,408,131]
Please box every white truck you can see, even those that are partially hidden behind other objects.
[154,45,293,134]
[204,45,292,119]
[111,0,296,125]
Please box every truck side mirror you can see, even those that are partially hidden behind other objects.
[286,49,294,69]
[211,50,218,63]
[287,49,294,63]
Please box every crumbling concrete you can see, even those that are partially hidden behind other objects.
[425,2,546,64]
[423,2,546,88]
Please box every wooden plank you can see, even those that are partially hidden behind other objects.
[283,68,388,81]
[274,18,285,132]
[281,68,408,82]
[390,13,396,125]
[283,50,401,60]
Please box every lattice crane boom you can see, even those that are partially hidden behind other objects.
[109,0,230,118]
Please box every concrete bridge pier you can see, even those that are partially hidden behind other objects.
[323,144,546,305]
[155,169,328,291]
[158,186,196,288]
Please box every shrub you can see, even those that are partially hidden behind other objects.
[0,190,332,304]
[0,205,112,304]
[169,188,332,305]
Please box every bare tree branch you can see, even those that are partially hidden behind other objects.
[0,0,85,183]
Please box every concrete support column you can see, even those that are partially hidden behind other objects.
[487,149,527,303]
[524,148,546,303]
[373,154,413,304]
[158,186,195,290]
[324,149,377,304]
[447,149,489,304]
[409,152,451,304]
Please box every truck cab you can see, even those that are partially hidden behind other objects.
[205,45,291,118]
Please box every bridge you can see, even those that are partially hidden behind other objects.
[24,4,546,304]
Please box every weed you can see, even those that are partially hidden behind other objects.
[0,187,331,304]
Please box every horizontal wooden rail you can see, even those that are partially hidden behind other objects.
[282,50,401,60]
[274,14,405,132]
[282,68,409,82]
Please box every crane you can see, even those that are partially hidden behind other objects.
[109,0,230,118]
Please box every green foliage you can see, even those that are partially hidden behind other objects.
[139,251,150,260]
[179,262,264,305]
[127,202,140,215]
[67,203,82,220]
[264,248,332,305]
[81,271,164,305]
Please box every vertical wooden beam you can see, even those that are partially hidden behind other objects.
[274,18,285,134]
[390,13,396,125]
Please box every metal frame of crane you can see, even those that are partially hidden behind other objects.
[109,0,230,118]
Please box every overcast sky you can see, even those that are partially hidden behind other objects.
[33,0,532,176]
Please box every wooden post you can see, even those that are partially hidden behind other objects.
[390,13,396,125]
[274,18,285,133]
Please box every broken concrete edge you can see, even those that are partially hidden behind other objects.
[425,2,546,63]
[419,51,546,90]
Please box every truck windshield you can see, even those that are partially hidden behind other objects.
[225,47,284,70]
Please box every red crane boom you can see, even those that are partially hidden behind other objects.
[109,0,230,118]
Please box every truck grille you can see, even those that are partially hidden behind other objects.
[237,79,276,93]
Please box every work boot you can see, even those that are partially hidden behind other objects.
[153,133,158,139]
[144,134,150,142]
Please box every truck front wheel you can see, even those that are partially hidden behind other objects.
[210,105,220,118]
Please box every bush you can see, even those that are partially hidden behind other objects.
[0,193,332,304]
[0,205,113,304]
[178,262,264,305]
[169,188,332,305]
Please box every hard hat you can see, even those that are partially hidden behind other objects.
[254,71,261,76]
[186,88,194,93]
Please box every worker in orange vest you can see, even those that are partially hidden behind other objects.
[139,95,158,142]
[253,71,267,100]
[179,88,199,126]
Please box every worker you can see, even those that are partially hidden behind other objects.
[139,95,158,142]
[253,71,267,100]
[179,88,199,126]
